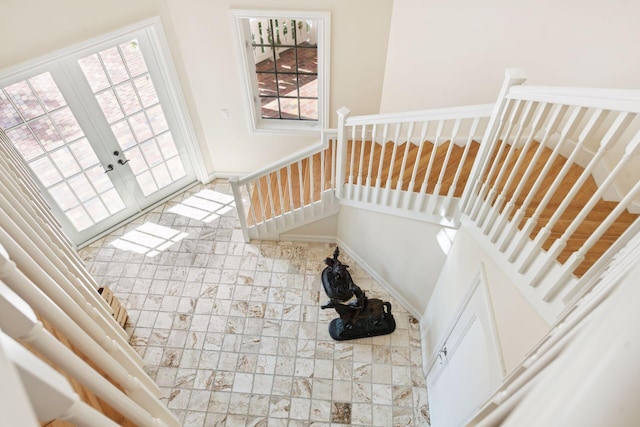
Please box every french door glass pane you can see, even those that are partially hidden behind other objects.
[79,39,186,197]
[0,72,126,231]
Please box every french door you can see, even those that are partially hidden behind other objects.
[0,22,198,246]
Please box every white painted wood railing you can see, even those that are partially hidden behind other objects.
[335,104,493,225]
[469,219,640,426]
[230,131,339,241]
[461,69,640,321]
[0,128,178,425]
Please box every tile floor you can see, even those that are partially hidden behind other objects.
[79,180,430,426]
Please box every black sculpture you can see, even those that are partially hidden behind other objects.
[320,247,396,340]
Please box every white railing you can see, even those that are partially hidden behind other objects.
[461,70,640,320]
[0,276,175,427]
[230,131,339,241]
[0,129,176,425]
[335,104,493,224]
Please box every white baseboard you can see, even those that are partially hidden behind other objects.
[279,234,337,243]
[337,238,422,320]
[208,171,250,182]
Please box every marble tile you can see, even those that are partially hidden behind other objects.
[330,401,351,424]
[78,180,431,427]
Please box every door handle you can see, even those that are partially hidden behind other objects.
[104,164,114,173]
[113,150,130,165]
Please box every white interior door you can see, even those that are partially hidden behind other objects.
[427,265,506,427]
[0,23,198,246]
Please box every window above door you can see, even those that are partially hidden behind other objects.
[231,10,330,134]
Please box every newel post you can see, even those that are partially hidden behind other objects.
[335,107,351,199]
[460,68,527,213]
[228,176,250,243]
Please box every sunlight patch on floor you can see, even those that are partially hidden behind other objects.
[110,222,188,257]
[168,189,235,223]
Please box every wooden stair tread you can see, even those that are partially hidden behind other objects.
[248,136,638,280]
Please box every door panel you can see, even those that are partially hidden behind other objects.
[0,72,131,238]
[426,266,505,427]
[0,23,198,246]
[77,38,189,199]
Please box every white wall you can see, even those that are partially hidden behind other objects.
[380,0,640,112]
[421,226,549,374]
[336,206,447,317]
[0,0,393,177]
[280,214,338,242]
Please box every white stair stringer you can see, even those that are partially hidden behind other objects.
[460,215,567,323]
[339,184,461,229]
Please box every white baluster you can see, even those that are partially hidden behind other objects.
[504,104,571,261]
[544,187,640,303]
[309,154,315,204]
[490,102,552,245]
[472,98,523,224]
[229,177,250,243]
[275,169,285,225]
[254,177,268,228]
[355,124,368,201]
[518,108,607,271]
[524,129,640,287]
[384,124,402,205]
[0,169,116,325]
[3,333,121,427]
[297,159,305,220]
[0,255,177,426]
[347,125,357,200]
[373,124,390,204]
[394,122,416,208]
[417,120,444,212]
[405,121,429,210]
[430,119,461,214]
[481,101,536,234]
[460,68,527,214]
[510,106,585,267]
[0,203,159,394]
[320,140,327,194]
[443,117,482,218]
[335,107,351,199]
[330,137,336,190]
[364,124,378,203]
[244,182,258,236]
[286,164,295,214]
[0,140,107,317]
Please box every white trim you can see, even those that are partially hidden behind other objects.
[337,238,422,319]
[144,18,209,183]
[345,103,494,126]
[507,85,640,113]
[278,234,337,243]
[230,10,330,134]
[0,18,207,245]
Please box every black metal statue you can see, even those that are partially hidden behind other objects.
[320,247,396,340]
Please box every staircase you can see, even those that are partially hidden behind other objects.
[230,69,640,321]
